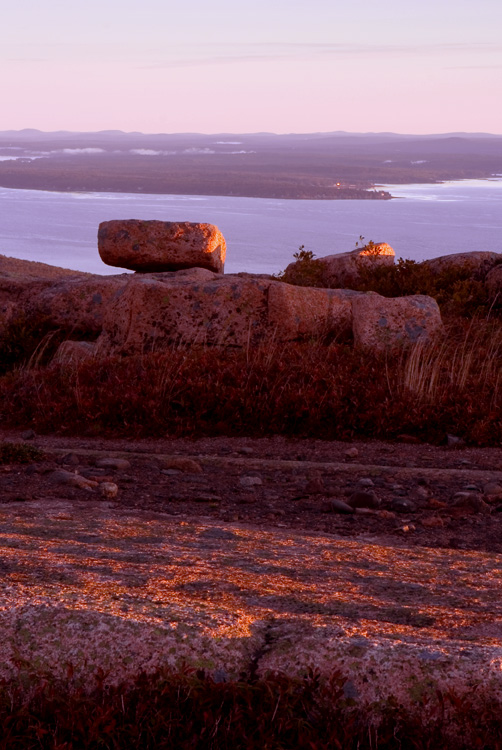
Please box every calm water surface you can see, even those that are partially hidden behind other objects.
[0,179,501,275]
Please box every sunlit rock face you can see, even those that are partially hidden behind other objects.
[98,220,226,274]
[352,293,443,352]
[284,243,395,289]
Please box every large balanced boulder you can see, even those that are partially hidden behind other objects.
[352,293,443,352]
[284,243,395,288]
[98,220,226,273]
[95,272,356,356]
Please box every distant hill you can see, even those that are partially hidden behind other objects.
[0,130,501,199]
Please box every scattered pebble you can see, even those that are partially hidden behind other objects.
[99,482,119,499]
[49,470,98,491]
[95,458,131,471]
[421,516,445,528]
[452,492,490,514]
[389,498,417,514]
[160,457,203,474]
[483,482,502,499]
[415,486,429,500]
[199,528,236,540]
[305,477,324,494]
[447,435,465,448]
[357,478,374,488]
[427,498,447,509]
[347,490,380,510]
[377,510,396,519]
[324,498,355,514]
[344,448,359,459]
[61,453,80,466]
[239,476,263,487]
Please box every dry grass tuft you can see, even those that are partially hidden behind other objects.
[1,317,501,445]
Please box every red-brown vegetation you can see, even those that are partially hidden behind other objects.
[0,317,501,445]
[0,665,501,749]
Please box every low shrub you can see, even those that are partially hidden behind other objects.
[1,318,500,445]
[0,665,501,749]
[353,256,502,318]
[0,311,93,375]
[0,441,45,464]
[276,246,328,288]
[278,243,502,318]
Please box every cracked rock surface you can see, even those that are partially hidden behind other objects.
[1,429,502,708]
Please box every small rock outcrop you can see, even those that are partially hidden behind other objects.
[486,264,502,295]
[352,293,443,352]
[421,251,500,276]
[53,340,97,365]
[98,220,226,274]
[284,243,395,288]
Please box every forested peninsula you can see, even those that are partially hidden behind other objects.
[0,130,501,199]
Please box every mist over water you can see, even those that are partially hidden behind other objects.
[0,179,501,275]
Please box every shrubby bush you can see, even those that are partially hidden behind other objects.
[353,256,502,318]
[279,242,502,318]
[275,246,328,288]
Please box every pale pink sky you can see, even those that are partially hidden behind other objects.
[1,0,501,134]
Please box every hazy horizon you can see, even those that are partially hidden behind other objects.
[2,0,501,135]
[2,128,502,138]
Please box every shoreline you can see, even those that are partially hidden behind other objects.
[2,175,501,201]
[0,179,392,201]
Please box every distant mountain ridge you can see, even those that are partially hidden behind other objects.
[1,129,501,138]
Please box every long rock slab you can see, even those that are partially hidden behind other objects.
[1,498,501,716]
[95,273,355,354]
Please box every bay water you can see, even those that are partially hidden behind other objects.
[0,179,501,276]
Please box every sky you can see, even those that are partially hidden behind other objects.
[1,0,501,135]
